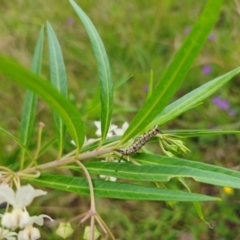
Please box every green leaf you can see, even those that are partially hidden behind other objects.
[178,177,209,226]
[147,70,153,100]
[19,26,44,167]
[114,75,133,89]
[131,153,240,189]
[75,161,240,189]
[28,174,219,202]
[0,127,36,166]
[80,135,120,153]
[165,129,240,138]
[46,22,68,156]
[120,0,224,144]
[69,0,113,143]
[84,76,132,118]
[150,66,240,126]
[38,137,57,157]
[0,56,85,154]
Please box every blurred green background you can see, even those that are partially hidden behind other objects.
[1,0,240,239]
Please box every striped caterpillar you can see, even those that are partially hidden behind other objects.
[117,125,160,156]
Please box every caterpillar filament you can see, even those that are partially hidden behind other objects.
[116,125,160,157]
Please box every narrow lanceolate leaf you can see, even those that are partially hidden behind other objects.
[0,127,36,165]
[178,177,208,225]
[150,66,240,127]
[46,22,68,156]
[132,153,240,189]
[28,174,219,202]
[147,70,154,100]
[120,0,224,145]
[164,129,240,138]
[0,56,85,154]
[19,26,44,165]
[76,161,240,189]
[69,0,113,143]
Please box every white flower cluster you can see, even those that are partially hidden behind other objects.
[0,184,53,240]
[94,121,129,137]
[71,121,129,147]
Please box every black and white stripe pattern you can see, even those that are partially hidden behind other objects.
[117,125,160,156]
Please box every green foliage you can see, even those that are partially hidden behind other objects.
[19,27,43,167]
[0,56,85,154]
[28,174,219,202]
[133,153,240,188]
[119,0,224,144]
[46,22,68,156]
[0,0,233,209]
[0,126,36,165]
[1,0,240,239]
[70,0,113,144]
[151,66,240,127]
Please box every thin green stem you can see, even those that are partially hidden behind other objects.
[95,214,116,240]
[74,160,95,211]
[90,215,95,240]
[34,122,45,159]
[75,160,97,240]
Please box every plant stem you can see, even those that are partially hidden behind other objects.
[18,147,114,175]
[34,122,45,159]
[74,160,96,211]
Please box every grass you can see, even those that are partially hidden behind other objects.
[1,0,240,239]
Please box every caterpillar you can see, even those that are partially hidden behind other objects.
[116,125,160,156]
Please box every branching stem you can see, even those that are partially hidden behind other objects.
[18,147,114,175]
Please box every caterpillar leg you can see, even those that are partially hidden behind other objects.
[119,155,123,162]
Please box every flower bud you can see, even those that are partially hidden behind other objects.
[83,226,101,240]
[56,222,74,239]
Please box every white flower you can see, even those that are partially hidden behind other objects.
[1,210,30,229]
[99,159,123,182]
[16,215,53,240]
[28,215,53,226]
[94,121,118,137]
[99,175,117,182]
[0,185,47,209]
[70,136,97,148]
[18,226,40,240]
[0,228,17,240]
[0,185,52,230]
[113,122,129,136]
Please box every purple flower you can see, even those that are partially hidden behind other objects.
[212,96,237,116]
[219,100,229,110]
[212,96,229,110]
[67,18,74,25]
[143,85,148,92]
[208,33,215,41]
[212,96,221,104]
[202,65,212,75]
[228,109,236,116]
[184,27,191,35]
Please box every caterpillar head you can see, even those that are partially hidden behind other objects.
[116,149,125,155]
